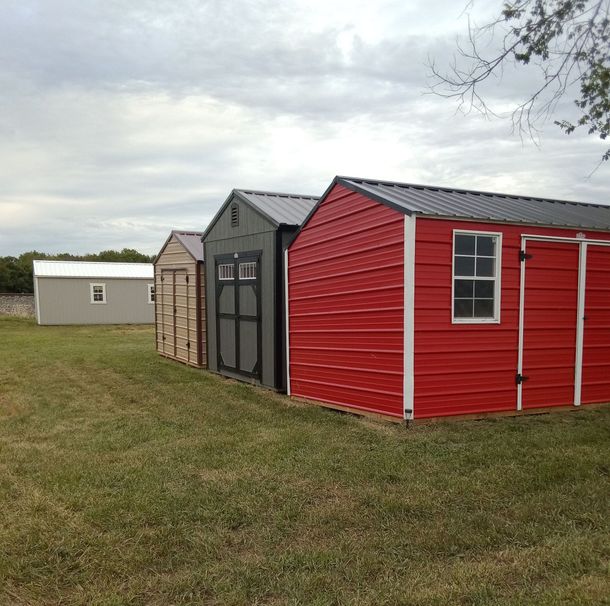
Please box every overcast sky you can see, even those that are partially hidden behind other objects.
[1,0,608,256]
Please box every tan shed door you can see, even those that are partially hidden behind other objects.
[160,269,194,364]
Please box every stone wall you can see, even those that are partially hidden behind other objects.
[0,293,35,317]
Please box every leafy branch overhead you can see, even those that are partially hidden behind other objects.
[430,0,610,162]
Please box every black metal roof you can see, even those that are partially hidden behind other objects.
[235,190,319,226]
[337,176,610,230]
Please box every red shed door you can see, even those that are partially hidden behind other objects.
[520,240,580,409]
[581,245,610,404]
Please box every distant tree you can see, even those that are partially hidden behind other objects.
[0,249,153,293]
[430,0,610,163]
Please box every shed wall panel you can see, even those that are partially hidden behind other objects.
[413,218,610,418]
[288,184,405,418]
[582,245,610,404]
[37,277,154,325]
[204,231,277,387]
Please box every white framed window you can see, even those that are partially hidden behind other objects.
[90,283,106,304]
[147,283,155,304]
[239,261,257,280]
[218,263,234,280]
[452,230,502,323]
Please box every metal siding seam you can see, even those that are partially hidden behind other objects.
[516,236,527,411]
[574,242,587,406]
[285,248,291,396]
[404,215,415,420]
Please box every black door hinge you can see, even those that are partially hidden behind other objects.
[186,342,190,349]
[162,335,166,341]
[519,250,533,262]
[516,373,529,385]
[186,275,189,284]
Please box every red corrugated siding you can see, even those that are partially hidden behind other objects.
[288,184,405,418]
[582,245,610,404]
[521,241,579,408]
[414,218,610,418]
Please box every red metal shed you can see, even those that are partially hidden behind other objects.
[286,177,610,421]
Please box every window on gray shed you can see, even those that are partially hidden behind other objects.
[231,203,239,227]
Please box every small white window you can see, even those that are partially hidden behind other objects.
[148,284,155,304]
[218,263,234,280]
[239,262,257,280]
[90,283,106,304]
[452,231,502,323]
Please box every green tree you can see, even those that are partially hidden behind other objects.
[0,249,153,293]
[430,0,610,162]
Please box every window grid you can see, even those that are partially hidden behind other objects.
[90,283,106,304]
[218,263,234,280]
[453,232,500,322]
[239,262,257,280]
[148,284,155,304]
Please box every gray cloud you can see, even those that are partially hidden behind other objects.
[0,0,608,256]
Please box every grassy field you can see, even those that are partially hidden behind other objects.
[0,316,609,605]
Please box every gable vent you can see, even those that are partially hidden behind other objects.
[231,203,239,227]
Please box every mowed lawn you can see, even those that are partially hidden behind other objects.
[0,317,609,605]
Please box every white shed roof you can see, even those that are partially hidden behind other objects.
[33,260,153,279]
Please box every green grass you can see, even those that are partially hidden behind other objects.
[0,316,608,605]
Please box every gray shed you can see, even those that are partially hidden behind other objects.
[202,189,319,390]
[154,231,206,368]
[33,260,154,325]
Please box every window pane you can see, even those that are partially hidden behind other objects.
[218,264,234,280]
[476,236,496,257]
[239,262,256,280]
[454,298,474,318]
[455,256,475,276]
[455,234,475,255]
[454,279,474,298]
[474,280,494,298]
[474,299,494,317]
[476,257,495,277]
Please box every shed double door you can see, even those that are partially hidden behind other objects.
[215,253,261,380]
[519,238,610,409]
[159,269,193,364]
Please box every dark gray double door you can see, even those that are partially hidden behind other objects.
[215,252,261,379]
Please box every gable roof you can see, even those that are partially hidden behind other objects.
[33,260,153,279]
[172,231,204,261]
[202,188,319,241]
[332,176,610,231]
[154,230,204,263]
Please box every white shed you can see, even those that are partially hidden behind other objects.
[33,260,154,325]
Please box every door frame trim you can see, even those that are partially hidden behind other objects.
[517,234,610,410]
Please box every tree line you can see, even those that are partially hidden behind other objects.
[0,249,154,293]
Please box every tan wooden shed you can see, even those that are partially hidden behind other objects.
[154,231,206,368]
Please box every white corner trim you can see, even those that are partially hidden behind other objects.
[574,242,587,406]
[34,276,41,324]
[516,236,526,411]
[284,248,291,396]
[404,215,416,420]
